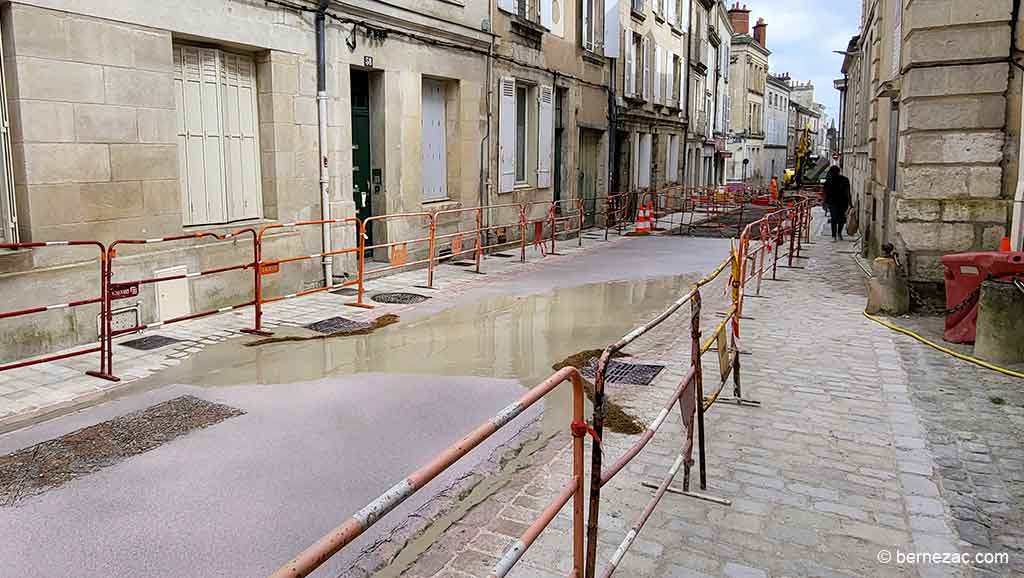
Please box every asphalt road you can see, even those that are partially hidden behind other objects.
[0,235,733,578]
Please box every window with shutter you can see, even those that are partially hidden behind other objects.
[421,78,448,201]
[498,77,517,193]
[653,44,661,105]
[537,85,554,188]
[174,45,262,226]
[641,37,650,101]
[624,27,635,97]
[666,51,675,107]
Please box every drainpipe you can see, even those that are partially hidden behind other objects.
[680,0,693,189]
[316,0,333,284]
[1012,0,1024,250]
[480,2,494,234]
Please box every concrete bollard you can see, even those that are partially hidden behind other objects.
[866,257,910,315]
[974,279,1024,364]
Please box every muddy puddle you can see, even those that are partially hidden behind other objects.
[139,274,697,393]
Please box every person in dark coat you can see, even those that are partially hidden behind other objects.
[823,165,852,241]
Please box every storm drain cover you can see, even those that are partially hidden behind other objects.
[582,360,665,386]
[449,261,475,267]
[330,287,359,296]
[305,316,371,334]
[490,253,515,258]
[371,292,430,304]
[119,335,182,351]
[0,396,243,506]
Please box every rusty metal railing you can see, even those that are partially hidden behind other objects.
[267,366,592,578]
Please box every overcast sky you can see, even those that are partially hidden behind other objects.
[745,0,862,123]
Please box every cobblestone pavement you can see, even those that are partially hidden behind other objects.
[394,210,1021,578]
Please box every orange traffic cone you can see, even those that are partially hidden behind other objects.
[635,204,651,235]
[999,236,1011,252]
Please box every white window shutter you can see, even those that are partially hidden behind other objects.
[540,0,553,30]
[681,0,689,30]
[422,79,448,201]
[624,28,635,97]
[641,37,650,101]
[498,77,516,193]
[537,85,554,188]
[667,0,676,27]
[582,0,593,50]
[663,49,671,106]
[498,0,516,13]
[221,52,261,221]
[653,44,661,105]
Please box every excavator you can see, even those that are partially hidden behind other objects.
[783,126,813,189]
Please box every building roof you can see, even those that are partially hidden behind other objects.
[767,73,790,91]
[731,33,771,57]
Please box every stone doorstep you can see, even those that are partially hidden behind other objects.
[0,233,622,429]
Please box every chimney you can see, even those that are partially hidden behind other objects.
[753,17,767,48]
[728,3,751,35]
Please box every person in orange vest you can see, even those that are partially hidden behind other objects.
[769,176,779,204]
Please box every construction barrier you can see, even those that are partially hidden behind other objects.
[362,212,437,291]
[244,219,366,337]
[478,202,529,261]
[104,229,258,375]
[0,240,117,381]
[266,366,593,578]
[736,200,812,314]
[584,246,757,578]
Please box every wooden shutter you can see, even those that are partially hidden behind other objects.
[176,46,227,225]
[220,52,260,221]
[624,28,634,98]
[641,36,650,101]
[422,79,448,201]
[653,43,662,105]
[666,51,675,107]
[582,0,593,50]
[537,85,553,189]
[498,77,516,193]
[667,0,676,28]
[497,0,517,13]
[540,0,553,30]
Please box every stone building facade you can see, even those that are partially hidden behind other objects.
[711,0,734,186]
[608,0,688,194]
[0,0,498,362]
[838,0,1020,294]
[725,2,768,184]
[763,72,789,182]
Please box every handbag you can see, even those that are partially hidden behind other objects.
[845,207,859,236]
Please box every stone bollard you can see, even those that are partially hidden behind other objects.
[866,257,910,315]
[974,279,1024,364]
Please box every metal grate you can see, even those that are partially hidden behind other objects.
[305,316,371,334]
[582,360,665,386]
[330,287,359,296]
[490,253,514,258]
[119,335,182,351]
[371,292,430,304]
[449,261,475,267]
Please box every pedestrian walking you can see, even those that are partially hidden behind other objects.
[823,165,852,241]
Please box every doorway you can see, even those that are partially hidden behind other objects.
[351,69,372,246]
[579,130,600,227]
[553,88,567,205]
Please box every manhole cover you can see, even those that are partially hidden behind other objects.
[371,292,430,304]
[119,335,182,351]
[305,316,371,334]
[330,287,358,296]
[490,253,514,258]
[582,360,665,386]
[449,261,475,267]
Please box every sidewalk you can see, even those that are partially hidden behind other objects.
[0,230,620,428]
[396,209,1022,578]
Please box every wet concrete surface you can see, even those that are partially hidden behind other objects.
[0,236,733,578]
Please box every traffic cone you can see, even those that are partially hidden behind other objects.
[635,204,651,235]
[999,236,1011,252]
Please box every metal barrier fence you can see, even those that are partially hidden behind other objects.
[103,230,258,375]
[244,219,366,337]
[267,366,592,578]
[0,240,117,381]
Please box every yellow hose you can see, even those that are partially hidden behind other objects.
[862,310,1024,380]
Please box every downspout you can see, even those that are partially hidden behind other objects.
[480,2,494,232]
[681,0,693,189]
[316,0,333,284]
[1011,0,1024,250]
[608,57,617,194]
